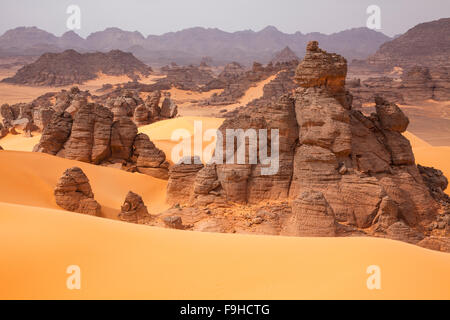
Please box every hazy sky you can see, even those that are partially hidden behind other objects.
[0,0,449,37]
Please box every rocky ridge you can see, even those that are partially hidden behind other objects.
[2,49,152,86]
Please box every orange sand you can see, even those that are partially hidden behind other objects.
[0,197,449,299]
[0,151,169,219]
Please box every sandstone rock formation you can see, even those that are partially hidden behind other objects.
[2,49,151,86]
[155,64,216,91]
[119,191,151,224]
[400,66,435,102]
[160,94,178,118]
[54,167,101,215]
[133,133,170,179]
[417,164,450,207]
[207,62,277,105]
[281,190,337,236]
[295,41,347,97]
[163,41,449,251]
[33,112,73,154]
[374,96,409,132]
[33,101,169,179]
[167,157,204,204]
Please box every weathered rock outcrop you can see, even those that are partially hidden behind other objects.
[294,41,347,98]
[281,190,337,236]
[133,133,169,179]
[33,112,73,154]
[374,96,409,132]
[62,103,114,163]
[54,167,101,215]
[160,95,178,118]
[418,164,450,207]
[167,157,204,204]
[32,106,55,131]
[33,102,169,179]
[400,66,435,102]
[164,41,448,251]
[119,191,151,224]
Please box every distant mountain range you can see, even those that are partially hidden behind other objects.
[0,26,391,66]
[366,18,450,69]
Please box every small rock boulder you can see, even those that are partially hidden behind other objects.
[375,96,409,132]
[163,215,184,229]
[119,191,151,224]
[54,167,101,215]
[160,96,178,118]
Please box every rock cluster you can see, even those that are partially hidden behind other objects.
[0,102,36,136]
[33,99,169,179]
[157,64,216,91]
[54,167,101,215]
[247,61,298,108]
[164,41,449,250]
[207,62,278,105]
[349,66,447,105]
[0,87,95,141]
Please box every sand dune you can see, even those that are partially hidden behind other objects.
[0,200,449,299]
[0,151,169,219]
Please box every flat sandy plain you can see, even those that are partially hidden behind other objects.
[0,72,449,299]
